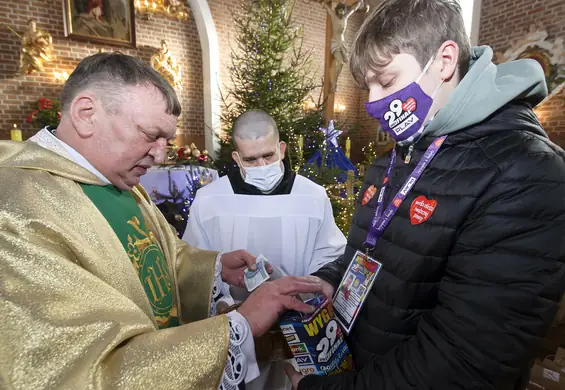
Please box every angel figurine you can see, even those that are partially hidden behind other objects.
[3,19,54,74]
[151,40,183,89]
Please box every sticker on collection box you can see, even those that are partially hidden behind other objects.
[279,295,354,376]
[295,354,314,366]
[285,334,300,344]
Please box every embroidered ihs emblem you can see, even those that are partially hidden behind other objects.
[127,216,178,328]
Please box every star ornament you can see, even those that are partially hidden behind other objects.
[320,120,342,147]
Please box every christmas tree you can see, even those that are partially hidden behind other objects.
[299,120,362,234]
[214,0,368,235]
[217,0,318,174]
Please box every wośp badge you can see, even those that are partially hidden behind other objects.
[333,251,382,334]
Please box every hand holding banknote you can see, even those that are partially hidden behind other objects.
[238,276,324,337]
[243,255,271,292]
[220,250,272,287]
[243,255,328,302]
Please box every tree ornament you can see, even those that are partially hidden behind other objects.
[190,143,201,158]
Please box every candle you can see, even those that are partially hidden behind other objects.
[345,137,351,159]
[11,124,22,142]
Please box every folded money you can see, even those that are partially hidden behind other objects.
[268,261,287,281]
[244,255,270,292]
[246,257,319,302]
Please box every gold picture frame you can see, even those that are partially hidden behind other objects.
[63,0,136,47]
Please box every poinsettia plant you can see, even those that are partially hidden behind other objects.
[27,97,61,129]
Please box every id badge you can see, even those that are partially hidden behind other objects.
[333,250,382,334]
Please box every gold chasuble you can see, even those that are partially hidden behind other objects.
[0,140,229,390]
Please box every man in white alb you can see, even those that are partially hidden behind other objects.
[183,109,346,390]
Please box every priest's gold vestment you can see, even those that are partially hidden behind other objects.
[0,140,229,389]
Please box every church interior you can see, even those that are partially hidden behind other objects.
[0,0,564,387]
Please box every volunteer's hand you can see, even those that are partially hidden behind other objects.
[220,250,272,287]
[237,276,323,337]
[284,363,304,390]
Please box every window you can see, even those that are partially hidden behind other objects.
[457,0,482,46]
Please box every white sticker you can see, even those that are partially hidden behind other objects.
[543,368,560,382]
[280,324,295,335]
[299,365,318,376]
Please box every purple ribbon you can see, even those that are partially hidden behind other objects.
[364,136,447,248]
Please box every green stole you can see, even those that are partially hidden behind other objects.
[81,184,180,329]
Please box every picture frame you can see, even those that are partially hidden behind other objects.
[63,0,136,47]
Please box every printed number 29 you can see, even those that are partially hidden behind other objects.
[383,99,403,128]
[316,320,338,362]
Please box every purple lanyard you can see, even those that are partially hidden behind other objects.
[364,136,447,249]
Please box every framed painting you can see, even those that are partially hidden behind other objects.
[63,0,136,47]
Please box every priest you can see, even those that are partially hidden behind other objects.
[0,53,324,390]
[183,109,346,390]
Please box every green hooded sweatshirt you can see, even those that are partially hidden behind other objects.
[424,45,548,138]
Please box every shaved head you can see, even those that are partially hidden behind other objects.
[230,109,287,169]
[232,110,279,148]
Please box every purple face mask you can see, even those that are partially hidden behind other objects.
[365,56,442,143]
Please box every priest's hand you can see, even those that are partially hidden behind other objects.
[237,276,323,337]
[220,250,272,287]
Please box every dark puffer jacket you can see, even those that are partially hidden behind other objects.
[299,47,565,390]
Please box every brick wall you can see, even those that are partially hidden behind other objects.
[479,0,565,146]
[0,1,205,145]
[0,0,377,160]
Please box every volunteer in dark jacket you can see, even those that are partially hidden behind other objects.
[285,0,565,389]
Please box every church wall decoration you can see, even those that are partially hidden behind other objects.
[63,0,136,47]
[1,19,54,75]
[134,0,190,21]
[151,40,182,89]
[495,23,564,103]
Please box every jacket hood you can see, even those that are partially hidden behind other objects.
[426,46,548,137]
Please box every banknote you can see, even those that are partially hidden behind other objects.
[268,261,288,281]
[244,255,270,292]
[254,259,318,302]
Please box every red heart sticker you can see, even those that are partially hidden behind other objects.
[402,97,417,112]
[362,185,377,206]
[410,195,437,225]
